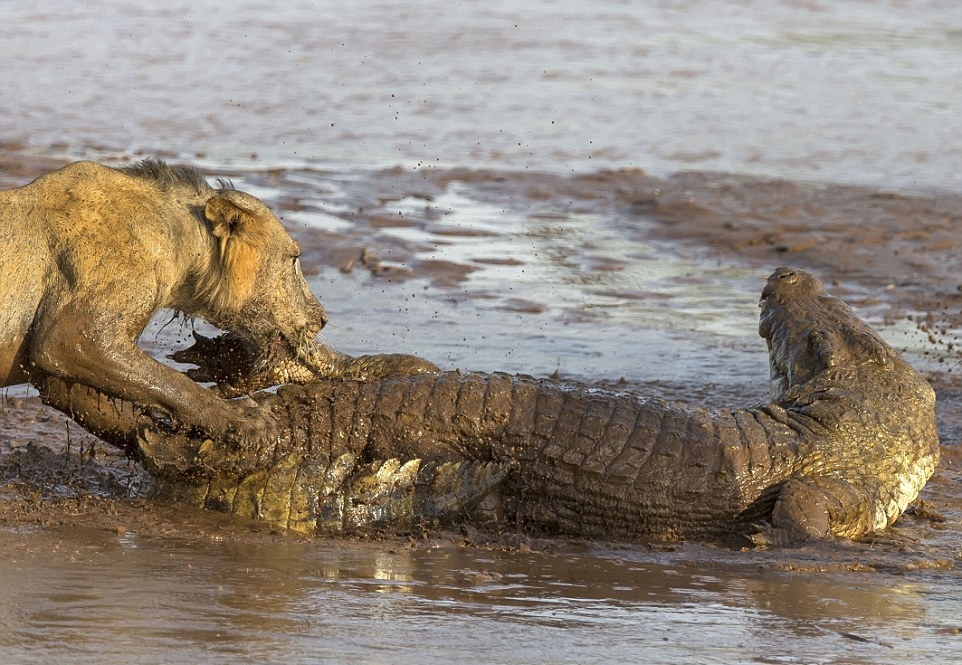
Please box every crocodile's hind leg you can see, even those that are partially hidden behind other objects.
[749,476,878,546]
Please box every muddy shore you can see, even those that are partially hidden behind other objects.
[2,156,961,568]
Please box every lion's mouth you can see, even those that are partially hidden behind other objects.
[252,331,336,379]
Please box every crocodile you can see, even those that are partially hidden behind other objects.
[168,331,441,397]
[36,267,939,545]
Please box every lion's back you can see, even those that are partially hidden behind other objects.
[6,160,210,272]
[0,165,94,313]
[0,161,213,327]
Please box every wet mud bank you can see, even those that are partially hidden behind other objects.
[2,156,962,568]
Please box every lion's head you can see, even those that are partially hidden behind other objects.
[195,187,328,371]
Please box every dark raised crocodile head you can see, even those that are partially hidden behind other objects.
[758,266,890,402]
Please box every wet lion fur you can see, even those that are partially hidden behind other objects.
[0,159,327,447]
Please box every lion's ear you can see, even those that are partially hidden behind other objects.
[202,196,268,307]
[205,196,253,244]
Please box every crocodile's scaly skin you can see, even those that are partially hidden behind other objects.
[39,268,939,545]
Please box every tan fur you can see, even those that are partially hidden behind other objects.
[201,193,275,311]
[0,159,327,448]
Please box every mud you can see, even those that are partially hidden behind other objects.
[2,157,962,548]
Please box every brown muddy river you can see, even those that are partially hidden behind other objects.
[3,2,962,663]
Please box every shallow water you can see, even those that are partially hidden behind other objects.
[0,523,957,665]
[4,1,962,663]
[3,0,962,190]
[239,168,772,386]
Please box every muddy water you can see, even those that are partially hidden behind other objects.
[5,1,962,663]
[3,0,962,190]
[0,524,956,665]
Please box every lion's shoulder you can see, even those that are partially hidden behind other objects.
[16,160,110,192]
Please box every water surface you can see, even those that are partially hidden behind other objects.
[3,2,962,663]
[3,0,962,189]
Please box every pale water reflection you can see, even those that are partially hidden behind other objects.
[0,524,956,665]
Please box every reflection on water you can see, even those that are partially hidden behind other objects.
[0,524,957,665]
[228,167,939,397]
[233,167,772,389]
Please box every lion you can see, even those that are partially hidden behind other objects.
[0,158,327,449]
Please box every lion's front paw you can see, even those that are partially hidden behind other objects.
[229,397,280,459]
[195,398,279,471]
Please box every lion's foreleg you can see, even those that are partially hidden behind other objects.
[30,311,277,450]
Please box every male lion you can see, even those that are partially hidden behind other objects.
[0,159,327,448]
